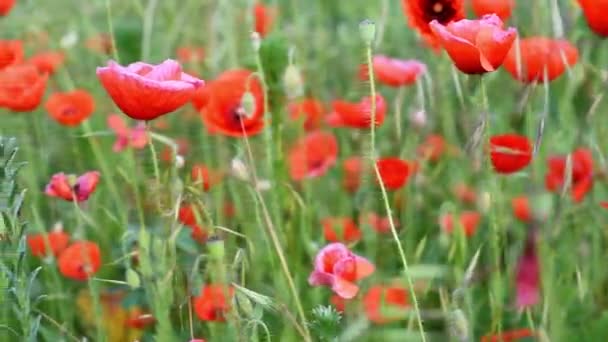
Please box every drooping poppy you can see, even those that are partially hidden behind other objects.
[176,46,205,64]
[193,285,234,322]
[453,183,477,204]
[503,37,579,83]
[288,98,325,131]
[430,14,516,74]
[471,0,514,21]
[45,171,100,202]
[480,328,536,342]
[363,285,410,324]
[321,217,362,244]
[545,148,594,202]
[417,134,447,162]
[178,203,209,243]
[125,308,156,329]
[375,158,413,191]
[45,90,95,126]
[97,59,203,121]
[440,211,481,237]
[515,230,540,309]
[288,131,338,181]
[195,69,265,137]
[489,134,532,174]
[308,242,375,299]
[27,227,70,258]
[511,196,531,223]
[0,40,23,69]
[58,241,102,281]
[0,0,16,16]
[191,164,223,191]
[0,64,48,112]
[253,2,275,37]
[107,114,149,152]
[401,0,465,48]
[327,95,386,129]
[359,56,426,87]
[343,157,364,193]
[27,51,65,74]
[578,0,608,37]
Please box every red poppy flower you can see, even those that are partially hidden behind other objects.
[375,158,413,191]
[417,134,447,162]
[97,59,203,121]
[0,40,23,69]
[322,217,362,244]
[27,51,65,74]
[363,285,410,324]
[308,242,375,299]
[125,308,156,329]
[45,171,100,202]
[254,2,275,37]
[440,211,481,237]
[58,241,101,281]
[360,212,398,235]
[195,69,265,137]
[45,90,95,126]
[503,37,579,83]
[481,328,535,342]
[343,157,364,193]
[288,98,325,131]
[288,131,338,181]
[511,196,531,223]
[27,229,70,258]
[472,0,514,21]
[0,0,15,16]
[430,14,516,74]
[359,56,426,87]
[545,148,594,202]
[107,114,149,152]
[515,231,539,309]
[453,183,477,204]
[176,46,205,64]
[401,0,465,48]
[0,64,48,112]
[489,134,532,174]
[578,0,608,37]
[193,285,234,322]
[191,164,223,191]
[178,203,209,243]
[327,95,386,129]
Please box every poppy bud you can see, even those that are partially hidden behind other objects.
[478,191,491,214]
[283,64,304,99]
[240,91,257,119]
[255,180,271,191]
[126,268,141,289]
[230,158,250,181]
[251,32,262,52]
[447,308,469,341]
[207,238,225,261]
[174,154,185,169]
[409,110,427,129]
[359,19,376,45]
[60,30,79,49]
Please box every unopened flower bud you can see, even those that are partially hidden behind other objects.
[174,154,185,169]
[251,32,262,52]
[478,191,491,214]
[256,180,271,191]
[60,30,79,49]
[410,110,427,129]
[359,19,376,45]
[230,157,250,181]
[283,64,304,99]
[240,91,257,119]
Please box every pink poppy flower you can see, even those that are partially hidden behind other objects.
[308,242,375,299]
[45,171,100,202]
[96,59,203,121]
[515,230,540,309]
[107,114,149,152]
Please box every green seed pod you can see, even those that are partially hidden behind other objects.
[359,19,376,45]
[283,64,304,99]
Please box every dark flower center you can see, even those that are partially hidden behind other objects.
[424,0,457,24]
[228,105,247,128]
[62,106,77,116]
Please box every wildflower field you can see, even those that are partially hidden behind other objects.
[2,0,608,341]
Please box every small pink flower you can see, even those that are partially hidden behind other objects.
[515,230,540,309]
[308,243,374,299]
[107,114,149,152]
[45,171,100,202]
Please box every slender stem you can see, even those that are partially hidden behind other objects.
[147,124,161,186]
[142,0,159,61]
[104,0,120,62]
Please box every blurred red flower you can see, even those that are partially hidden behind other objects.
[195,69,265,137]
[178,203,209,243]
[308,242,374,299]
[288,98,325,131]
[107,114,149,152]
[359,56,426,87]
[343,157,364,193]
[254,2,276,37]
[545,148,594,202]
[0,64,48,112]
[430,14,516,74]
[193,285,234,322]
[0,0,15,16]
[0,40,23,69]
[322,217,362,243]
[453,183,477,204]
[417,134,446,162]
[97,59,203,121]
[481,328,535,342]
[86,33,113,55]
[327,95,386,129]
[27,51,65,74]
[360,212,397,235]
[58,241,101,281]
[515,231,539,309]
[288,131,338,181]
[45,90,95,126]
[472,0,514,21]
[503,37,578,83]
[330,294,347,313]
[578,0,608,37]
[511,196,531,223]
[176,46,205,64]
[489,134,532,174]
[440,211,481,237]
[375,158,413,191]
[125,308,155,329]
[191,164,223,191]
[363,285,410,324]
[45,171,100,202]
[401,0,465,48]
[27,229,70,258]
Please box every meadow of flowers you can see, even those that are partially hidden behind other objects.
[2,0,608,341]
